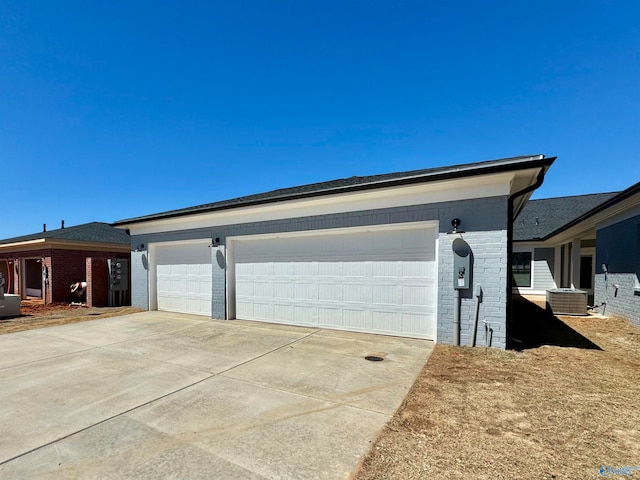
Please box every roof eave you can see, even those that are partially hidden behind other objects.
[114,155,555,227]
[0,238,130,254]
[541,180,640,241]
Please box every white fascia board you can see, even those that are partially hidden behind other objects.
[595,198,640,231]
[125,172,516,236]
[0,239,129,254]
[513,239,557,248]
[512,242,551,251]
[0,239,46,254]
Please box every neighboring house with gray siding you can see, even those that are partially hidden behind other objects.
[513,192,618,296]
[514,182,640,327]
[114,155,555,349]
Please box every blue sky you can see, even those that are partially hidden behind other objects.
[1,1,639,238]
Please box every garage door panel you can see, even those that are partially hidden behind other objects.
[236,301,253,318]
[319,307,342,325]
[344,309,372,330]
[274,304,295,321]
[155,241,212,316]
[294,305,318,325]
[318,283,342,302]
[273,282,294,299]
[253,262,273,277]
[343,284,373,304]
[253,303,274,320]
[233,225,437,339]
[372,261,401,277]
[402,261,431,277]
[274,262,294,276]
[403,313,432,336]
[372,284,402,305]
[293,261,319,277]
[294,283,318,301]
[318,262,341,277]
[253,282,274,298]
[343,262,372,277]
[373,311,401,331]
[402,285,426,305]
[236,280,254,296]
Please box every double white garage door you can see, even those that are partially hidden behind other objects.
[155,224,437,339]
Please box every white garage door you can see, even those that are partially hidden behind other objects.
[232,225,437,339]
[155,241,212,316]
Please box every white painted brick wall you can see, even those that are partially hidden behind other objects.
[130,250,148,310]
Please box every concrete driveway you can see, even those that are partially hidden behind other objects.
[0,312,433,479]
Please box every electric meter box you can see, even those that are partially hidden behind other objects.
[108,259,129,292]
[452,238,472,290]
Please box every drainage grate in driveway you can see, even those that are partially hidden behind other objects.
[364,355,384,362]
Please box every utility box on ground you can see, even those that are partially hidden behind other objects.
[107,258,129,306]
[546,288,588,315]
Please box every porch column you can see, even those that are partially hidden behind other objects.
[570,238,581,289]
[554,246,562,288]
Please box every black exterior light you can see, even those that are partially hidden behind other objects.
[448,218,465,234]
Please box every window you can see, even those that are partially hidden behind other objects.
[512,252,532,288]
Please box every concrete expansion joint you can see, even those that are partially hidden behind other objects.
[0,344,99,373]
[217,373,395,417]
[214,328,323,377]
[4,322,206,370]
[0,370,223,468]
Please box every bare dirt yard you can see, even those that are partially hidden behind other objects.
[0,302,142,335]
[355,299,640,480]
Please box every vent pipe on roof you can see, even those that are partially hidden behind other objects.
[43,223,46,232]
[61,220,65,229]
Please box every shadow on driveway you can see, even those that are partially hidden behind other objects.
[510,296,602,351]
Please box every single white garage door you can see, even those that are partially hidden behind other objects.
[155,241,212,316]
[232,224,437,339]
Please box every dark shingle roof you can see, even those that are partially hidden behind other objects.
[0,222,130,246]
[514,192,619,241]
[114,154,554,225]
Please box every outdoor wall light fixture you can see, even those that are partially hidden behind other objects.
[448,218,465,234]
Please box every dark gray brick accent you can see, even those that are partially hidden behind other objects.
[594,213,640,326]
[437,231,508,348]
[594,274,640,327]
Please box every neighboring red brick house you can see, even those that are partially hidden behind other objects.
[0,222,130,307]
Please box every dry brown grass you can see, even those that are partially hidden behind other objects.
[0,302,143,335]
[355,313,640,480]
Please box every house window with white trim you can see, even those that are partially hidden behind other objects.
[512,252,532,287]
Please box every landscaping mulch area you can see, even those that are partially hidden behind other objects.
[0,302,142,335]
[354,302,640,480]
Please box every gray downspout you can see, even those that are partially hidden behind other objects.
[506,168,548,349]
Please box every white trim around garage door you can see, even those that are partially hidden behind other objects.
[226,222,439,340]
